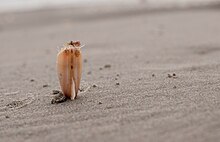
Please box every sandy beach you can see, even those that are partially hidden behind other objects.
[0,5,220,142]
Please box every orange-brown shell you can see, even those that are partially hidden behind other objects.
[57,41,82,100]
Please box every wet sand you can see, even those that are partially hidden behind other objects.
[0,5,220,142]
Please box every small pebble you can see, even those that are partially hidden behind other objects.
[173,73,176,76]
[116,74,120,77]
[5,116,9,119]
[104,64,111,68]
[87,71,92,75]
[98,102,102,105]
[92,84,97,88]
[152,74,155,77]
[30,79,35,82]
[43,84,49,88]
[116,82,120,85]
[106,106,112,109]
[52,90,60,94]
[173,86,177,89]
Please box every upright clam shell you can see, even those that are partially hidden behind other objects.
[57,41,82,100]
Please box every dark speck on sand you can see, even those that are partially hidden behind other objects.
[52,90,60,94]
[104,64,111,68]
[43,84,49,88]
[116,82,120,85]
[98,101,102,105]
[87,71,92,75]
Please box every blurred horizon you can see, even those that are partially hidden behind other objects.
[0,0,219,13]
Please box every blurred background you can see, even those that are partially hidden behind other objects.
[0,0,219,13]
